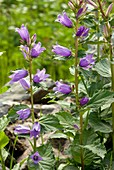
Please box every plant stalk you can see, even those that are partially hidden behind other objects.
[75,19,84,170]
[29,58,36,152]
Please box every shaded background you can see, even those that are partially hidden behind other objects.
[0,0,74,88]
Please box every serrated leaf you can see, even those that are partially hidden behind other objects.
[89,113,112,133]
[87,90,114,108]
[0,131,9,149]
[95,59,111,77]
[0,116,9,131]
[39,114,62,132]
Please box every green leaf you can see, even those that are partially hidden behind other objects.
[63,165,79,170]
[28,143,55,170]
[0,131,9,149]
[12,163,20,170]
[0,148,9,161]
[87,41,106,44]
[0,116,9,131]
[89,113,112,133]
[39,114,62,132]
[95,59,111,77]
[49,132,67,139]
[0,85,10,94]
[87,90,114,108]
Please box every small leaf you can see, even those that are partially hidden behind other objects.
[12,163,20,170]
[0,131,9,149]
[0,116,9,131]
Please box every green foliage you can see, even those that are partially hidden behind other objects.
[28,143,55,170]
[0,131,9,149]
[0,116,9,131]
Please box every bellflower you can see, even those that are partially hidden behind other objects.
[31,42,46,58]
[14,125,30,134]
[20,78,30,90]
[9,69,28,84]
[79,54,95,69]
[53,81,71,94]
[30,122,41,138]
[52,45,72,57]
[15,24,30,44]
[80,97,89,106]
[16,108,31,120]
[55,12,73,28]
[33,68,50,83]
[30,151,43,164]
[76,26,89,37]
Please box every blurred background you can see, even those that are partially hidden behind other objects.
[0,0,74,88]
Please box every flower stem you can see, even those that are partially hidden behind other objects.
[29,58,36,152]
[75,20,84,170]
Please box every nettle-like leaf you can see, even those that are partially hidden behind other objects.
[0,131,9,149]
[0,115,9,131]
[89,112,112,133]
[70,129,106,165]
[39,114,62,133]
[28,143,55,170]
[87,90,114,108]
[95,59,111,77]
[8,104,29,122]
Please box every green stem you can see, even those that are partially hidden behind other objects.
[0,149,6,170]
[96,10,100,61]
[29,58,36,152]
[109,42,114,159]
[75,19,84,170]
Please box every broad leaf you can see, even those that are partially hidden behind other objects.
[95,59,111,77]
[0,131,9,149]
[89,113,112,133]
[87,90,114,108]
[39,114,62,132]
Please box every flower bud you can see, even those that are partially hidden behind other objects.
[105,3,113,17]
[68,1,75,11]
[86,0,98,8]
[103,25,109,38]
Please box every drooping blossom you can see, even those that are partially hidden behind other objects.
[9,69,28,84]
[79,97,89,106]
[31,42,46,58]
[15,24,30,44]
[30,151,43,164]
[55,12,73,28]
[20,78,30,90]
[20,45,29,59]
[16,108,31,120]
[52,45,72,57]
[30,122,41,138]
[33,68,50,83]
[14,125,30,134]
[79,54,95,69]
[76,26,89,37]
[53,81,71,94]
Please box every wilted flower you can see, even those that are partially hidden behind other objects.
[79,97,89,106]
[52,44,72,57]
[79,54,95,69]
[15,24,30,44]
[16,108,31,120]
[33,68,50,83]
[30,122,41,138]
[31,42,46,58]
[14,125,30,134]
[9,69,28,84]
[76,26,89,37]
[20,45,29,59]
[55,12,73,28]
[20,78,30,90]
[53,81,71,94]
[30,151,43,164]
